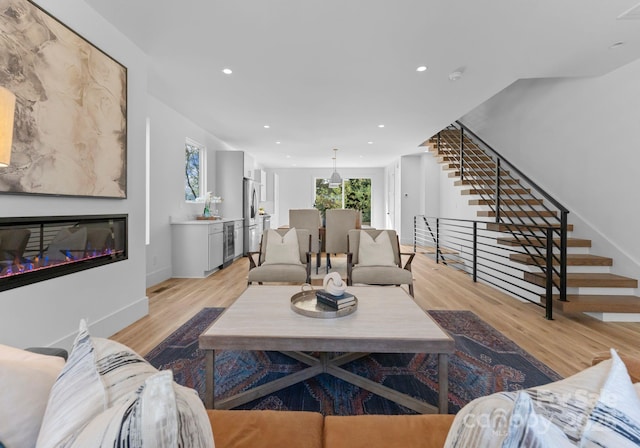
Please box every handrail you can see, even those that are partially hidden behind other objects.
[414,215,557,319]
[455,120,569,213]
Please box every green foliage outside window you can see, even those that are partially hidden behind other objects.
[185,144,200,201]
[314,177,371,225]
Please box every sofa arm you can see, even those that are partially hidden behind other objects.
[324,414,455,448]
[592,352,640,382]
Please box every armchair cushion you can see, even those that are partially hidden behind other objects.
[248,264,309,283]
[350,266,413,285]
[357,230,396,267]
[263,228,301,265]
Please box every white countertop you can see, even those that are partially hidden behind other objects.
[171,217,243,225]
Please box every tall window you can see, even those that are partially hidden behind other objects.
[314,178,371,225]
[185,139,206,201]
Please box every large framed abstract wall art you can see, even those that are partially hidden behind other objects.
[0,0,127,198]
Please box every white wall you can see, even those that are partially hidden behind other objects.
[462,59,640,281]
[0,0,148,349]
[146,96,237,287]
[269,167,386,230]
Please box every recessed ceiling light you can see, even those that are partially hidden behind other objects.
[286,155,291,158]
[368,141,373,144]
[416,66,427,72]
[378,124,385,128]
[609,41,625,49]
[275,141,281,144]
[263,125,270,129]
[222,68,233,75]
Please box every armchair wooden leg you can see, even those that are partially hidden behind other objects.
[326,253,332,273]
[316,253,321,275]
[409,283,414,297]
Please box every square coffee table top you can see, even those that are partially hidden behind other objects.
[199,285,454,354]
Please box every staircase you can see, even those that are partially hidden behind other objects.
[422,123,640,318]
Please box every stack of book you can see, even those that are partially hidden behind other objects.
[316,289,356,310]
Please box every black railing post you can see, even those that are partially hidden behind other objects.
[436,218,440,264]
[459,128,465,180]
[472,221,477,282]
[559,211,568,302]
[495,158,501,223]
[545,227,554,320]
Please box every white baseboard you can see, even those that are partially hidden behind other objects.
[49,296,149,350]
[584,312,640,322]
[146,266,172,288]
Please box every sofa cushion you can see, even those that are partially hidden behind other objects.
[208,410,323,448]
[0,344,65,448]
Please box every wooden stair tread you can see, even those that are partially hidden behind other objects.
[486,222,574,232]
[510,253,612,266]
[540,294,640,313]
[497,237,591,247]
[477,210,557,218]
[455,179,519,186]
[449,170,511,177]
[461,188,531,195]
[525,272,638,288]
[470,198,544,206]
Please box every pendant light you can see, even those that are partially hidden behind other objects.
[0,86,16,167]
[328,148,342,188]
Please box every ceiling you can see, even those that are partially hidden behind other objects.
[84,0,640,169]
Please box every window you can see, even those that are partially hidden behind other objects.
[314,177,371,225]
[185,139,206,202]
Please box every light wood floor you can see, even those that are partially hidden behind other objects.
[111,252,640,378]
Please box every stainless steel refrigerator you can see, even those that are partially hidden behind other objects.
[243,178,260,254]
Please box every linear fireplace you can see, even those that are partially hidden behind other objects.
[0,214,127,292]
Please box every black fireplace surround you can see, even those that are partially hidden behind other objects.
[0,214,127,292]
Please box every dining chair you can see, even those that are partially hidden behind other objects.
[289,209,322,274]
[324,209,359,274]
[346,229,415,296]
[247,228,311,285]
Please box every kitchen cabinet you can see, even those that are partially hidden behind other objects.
[255,169,267,201]
[233,220,244,258]
[172,221,224,278]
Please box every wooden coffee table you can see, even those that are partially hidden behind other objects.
[199,285,454,414]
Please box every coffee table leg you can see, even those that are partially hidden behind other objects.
[205,350,215,409]
[438,353,448,414]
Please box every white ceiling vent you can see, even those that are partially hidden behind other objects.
[617,2,640,19]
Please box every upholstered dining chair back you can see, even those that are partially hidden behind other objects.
[289,209,322,253]
[324,209,359,254]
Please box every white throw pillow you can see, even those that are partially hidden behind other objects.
[580,350,640,447]
[70,371,214,448]
[357,231,396,267]
[36,320,214,448]
[502,392,574,448]
[0,344,65,448]
[263,228,301,265]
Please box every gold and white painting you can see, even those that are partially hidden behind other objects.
[0,0,127,198]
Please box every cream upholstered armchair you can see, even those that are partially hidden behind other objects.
[247,228,311,285]
[289,209,322,274]
[346,229,415,296]
[324,209,359,273]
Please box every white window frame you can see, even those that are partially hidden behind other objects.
[185,138,207,203]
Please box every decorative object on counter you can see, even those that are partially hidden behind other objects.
[197,194,223,220]
[258,207,265,215]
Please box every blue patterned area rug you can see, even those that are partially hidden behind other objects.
[145,308,561,415]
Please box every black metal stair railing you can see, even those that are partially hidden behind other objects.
[414,216,559,319]
[417,121,570,318]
